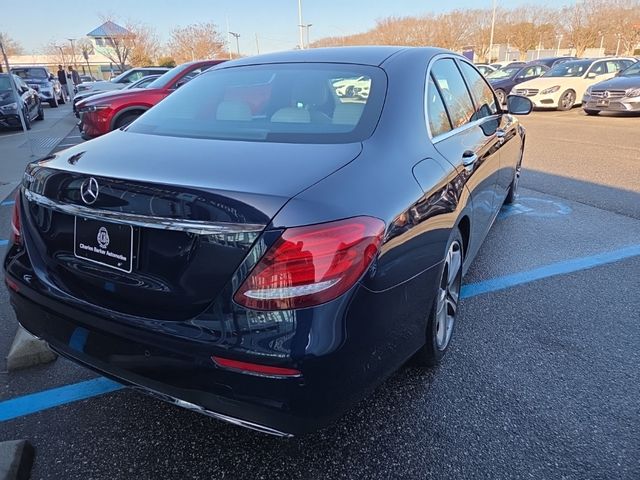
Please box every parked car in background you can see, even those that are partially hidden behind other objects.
[474,64,496,76]
[530,56,576,68]
[76,67,170,93]
[582,61,640,115]
[490,61,526,69]
[73,74,163,117]
[5,46,532,436]
[0,73,44,129]
[77,60,223,138]
[487,63,548,104]
[513,57,637,110]
[10,66,65,108]
[79,75,97,83]
[333,75,371,98]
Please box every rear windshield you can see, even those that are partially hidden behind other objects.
[12,68,48,80]
[0,75,13,91]
[128,63,387,143]
[543,61,591,77]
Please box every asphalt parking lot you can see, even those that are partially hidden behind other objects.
[0,108,639,479]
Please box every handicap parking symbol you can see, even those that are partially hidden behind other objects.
[498,197,572,219]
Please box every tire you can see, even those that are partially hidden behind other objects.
[413,229,464,367]
[504,158,521,205]
[557,90,576,111]
[22,107,32,130]
[583,109,599,116]
[49,95,59,108]
[495,88,506,106]
[36,103,44,121]
[59,93,66,105]
[114,112,141,130]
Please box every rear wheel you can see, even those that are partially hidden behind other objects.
[414,229,463,367]
[584,109,599,116]
[58,90,66,104]
[495,88,506,106]
[114,112,141,130]
[557,90,576,111]
[22,107,32,130]
[49,95,59,108]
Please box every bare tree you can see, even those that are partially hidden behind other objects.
[44,41,74,66]
[167,23,226,64]
[0,32,24,55]
[127,22,160,66]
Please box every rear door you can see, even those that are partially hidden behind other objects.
[427,57,502,259]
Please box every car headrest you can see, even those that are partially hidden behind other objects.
[271,107,311,123]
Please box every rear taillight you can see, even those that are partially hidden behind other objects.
[234,216,385,311]
[10,192,21,246]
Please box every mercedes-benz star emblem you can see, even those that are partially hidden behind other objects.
[603,91,610,98]
[97,227,110,249]
[80,177,99,205]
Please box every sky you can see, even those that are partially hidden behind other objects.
[2,0,570,56]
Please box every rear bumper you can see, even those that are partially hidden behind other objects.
[5,241,437,435]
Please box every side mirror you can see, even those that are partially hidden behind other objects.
[586,72,597,79]
[506,95,533,115]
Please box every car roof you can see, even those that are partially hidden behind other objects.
[218,46,438,67]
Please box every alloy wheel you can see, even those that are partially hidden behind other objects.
[561,91,575,110]
[435,240,462,351]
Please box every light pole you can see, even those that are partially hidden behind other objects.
[68,38,77,68]
[298,0,305,49]
[229,32,241,57]
[488,0,497,63]
[55,45,66,66]
[556,34,563,56]
[598,31,604,54]
[300,23,312,48]
[615,33,622,56]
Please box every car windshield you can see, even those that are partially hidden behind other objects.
[11,68,48,80]
[487,67,521,80]
[146,64,194,89]
[620,62,640,77]
[543,61,591,77]
[129,63,387,144]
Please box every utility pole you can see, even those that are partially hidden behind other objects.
[298,0,304,49]
[488,0,497,63]
[598,31,604,55]
[229,32,241,57]
[0,37,32,155]
[615,33,622,56]
[255,33,260,55]
[55,45,66,66]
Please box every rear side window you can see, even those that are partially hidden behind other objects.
[430,59,475,129]
[129,63,387,144]
[426,76,452,137]
[457,61,498,121]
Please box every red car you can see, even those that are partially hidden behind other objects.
[76,60,225,139]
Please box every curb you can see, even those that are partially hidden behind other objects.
[0,440,35,480]
[6,327,57,372]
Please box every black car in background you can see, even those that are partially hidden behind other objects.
[530,56,576,69]
[0,73,43,129]
[583,60,640,114]
[11,66,65,108]
[4,47,532,436]
[487,62,549,104]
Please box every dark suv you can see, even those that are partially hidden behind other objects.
[11,66,65,108]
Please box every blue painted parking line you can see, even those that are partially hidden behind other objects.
[0,240,8,246]
[0,200,15,207]
[461,243,640,299]
[0,377,123,422]
[0,243,639,423]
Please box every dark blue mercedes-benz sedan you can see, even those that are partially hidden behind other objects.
[4,47,532,436]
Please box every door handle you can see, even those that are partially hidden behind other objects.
[462,150,478,168]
